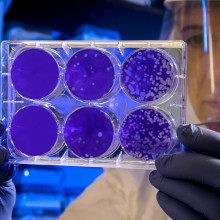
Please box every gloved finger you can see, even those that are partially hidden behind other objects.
[155,152,220,189]
[0,119,6,136]
[0,163,18,183]
[156,191,207,220]
[0,145,8,166]
[149,170,220,220]
[177,124,220,158]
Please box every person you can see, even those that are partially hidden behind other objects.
[150,0,220,219]
[0,147,16,220]
[60,0,220,219]
[0,120,17,220]
[3,0,220,219]
[160,0,220,130]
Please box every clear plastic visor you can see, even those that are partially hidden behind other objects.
[161,0,220,131]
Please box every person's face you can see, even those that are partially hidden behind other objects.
[179,4,220,130]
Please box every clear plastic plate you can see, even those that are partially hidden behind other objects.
[1,40,187,169]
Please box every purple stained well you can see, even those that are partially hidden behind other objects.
[11,48,59,100]
[65,48,115,101]
[10,106,59,156]
[121,49,176,102]
[64,107,115,158]
[120,108,173,161]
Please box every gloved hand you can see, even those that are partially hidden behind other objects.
[149,124,220,220]
[0,119,17,220]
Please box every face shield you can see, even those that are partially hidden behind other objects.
[161,0,220,131]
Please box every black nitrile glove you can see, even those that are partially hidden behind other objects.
[0,145,17,220]
[0,119,17,220]
[149,124,220,220]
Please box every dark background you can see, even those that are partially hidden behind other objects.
[5,0,164,40]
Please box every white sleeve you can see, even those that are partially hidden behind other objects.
[59,168,171,220]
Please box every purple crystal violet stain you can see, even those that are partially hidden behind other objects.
[10,106,59,156]
[64,107,115,158]
[120,108,173,161]
[121,49,176,102]
[65,48,115,101]
[11,48,59,100]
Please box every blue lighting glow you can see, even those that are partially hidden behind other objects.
[24,169,29,177]
[202,0,208,52]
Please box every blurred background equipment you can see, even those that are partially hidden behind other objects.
[3,0,164,41]
[1,0,165,219]
[0,0,12,42]
[13,165,103,220]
